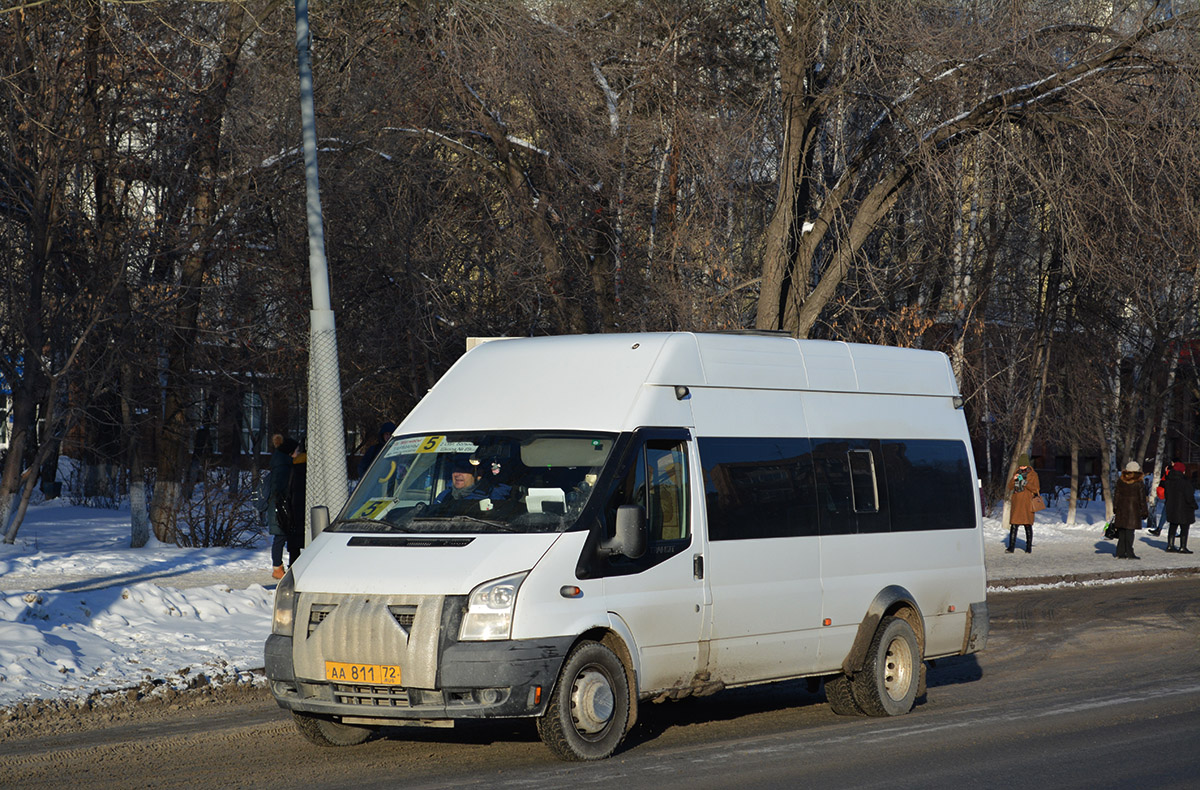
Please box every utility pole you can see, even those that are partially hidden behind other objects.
[295,0,348,540]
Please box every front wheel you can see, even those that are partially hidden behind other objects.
[851,615,921,717]
[292,712,373,746]
[536,640,630,761]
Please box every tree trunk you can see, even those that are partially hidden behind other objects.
[147,3,246,544]
[1146,348,1179,519]
[1098,415,1116,523]
[6,412,61,544]
[485,117,588,335]
[755,0,821,332]
[787,167,910,337]
[1067,439,1079,527]
[0,382,37,543]
[999,337,1053,528]
[999,230,1063,526]
[121,357,150,548]
[1132,352,1162,469]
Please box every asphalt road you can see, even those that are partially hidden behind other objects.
[4,577,1198,789]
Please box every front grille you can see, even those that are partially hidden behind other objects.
[388,604,417,630]
[308,604,337,637]
[333,683,412,707]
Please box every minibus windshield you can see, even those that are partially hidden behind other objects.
[333,432,616,534]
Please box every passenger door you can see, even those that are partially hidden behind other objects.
[598,430,707,693]
[697,435,824,684]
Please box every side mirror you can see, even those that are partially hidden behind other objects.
[601,504,647,559]
[310,505,329,540]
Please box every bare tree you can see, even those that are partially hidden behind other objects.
[756,0,1199,338]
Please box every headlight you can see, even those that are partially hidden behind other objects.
[459,572,528,641]
[272,570,297,637]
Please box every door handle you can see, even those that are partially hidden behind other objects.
[693,553,704,580]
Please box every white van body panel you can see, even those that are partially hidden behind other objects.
[294,531,559,597]
[401,334,702,434]
[509,531,605,640]
[705,538,822,683]
[798,388,986,664]
[681,333,958,396]
[602,551,706,690]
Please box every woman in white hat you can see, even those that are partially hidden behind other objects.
[1111,461,1148,560]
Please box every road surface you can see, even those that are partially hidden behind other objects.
[3,577,1197,789]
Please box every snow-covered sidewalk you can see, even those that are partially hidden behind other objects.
[982,500,1200,588]
[0,497,1196,712]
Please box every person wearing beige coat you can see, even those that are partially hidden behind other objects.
[1005,454,1040,553]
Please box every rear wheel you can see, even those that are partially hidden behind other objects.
[537,641,630,761]
[851,615,920,717]
[824,673,864,716]
[292,712,373,746]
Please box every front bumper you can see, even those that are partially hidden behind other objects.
[266,632,574,721]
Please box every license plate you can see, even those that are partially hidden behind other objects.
[325,661,402,685]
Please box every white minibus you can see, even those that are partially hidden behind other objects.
[266,332,988,760]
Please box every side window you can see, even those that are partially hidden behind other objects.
[698,437,818,539]
[812,441,853,535]
[847,450,879,513]
[882,439,975,531]
[813,439,888,534]
[602,438,690,571]
[646,442,688,542]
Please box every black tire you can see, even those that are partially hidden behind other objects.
[536,641,630,761]
[292,712,373,747]
[851,615,921,717]
[824,673,864,716]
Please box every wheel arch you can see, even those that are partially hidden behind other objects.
[840,584,926,677]
[551,624,640,734]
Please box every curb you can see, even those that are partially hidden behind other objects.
[988,565,1200,590]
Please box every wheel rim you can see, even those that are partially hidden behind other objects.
[882,634,914,702]
[569,665,614,736]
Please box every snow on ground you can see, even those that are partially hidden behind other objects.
[0,500,276,710]
[0,493,1196,711]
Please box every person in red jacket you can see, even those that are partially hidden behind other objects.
[1147,459,1177,537]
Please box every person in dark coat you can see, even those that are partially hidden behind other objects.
[1005,453,1039,553]
[283,441,307,565]
[356,421,396,479]
[1161,461,1196,554]
[1112,461,1148,560]
[268,435,298,579]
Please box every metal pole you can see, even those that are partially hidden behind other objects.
[295,0,348,541]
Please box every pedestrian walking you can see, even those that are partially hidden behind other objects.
[1160,461,1196,554]
[1005,453,1040,553]
[1112,460,1148,560]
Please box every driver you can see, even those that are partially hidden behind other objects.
[434,456,511,511]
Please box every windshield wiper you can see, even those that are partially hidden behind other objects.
[441,515,518,532]
[336,517,415,533]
